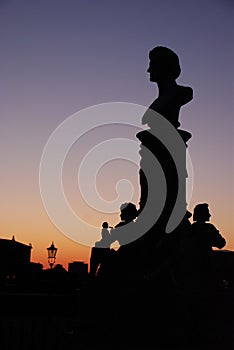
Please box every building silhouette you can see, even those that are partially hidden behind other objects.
[0,236,32,282]
[68,261,88,279]
[68,261,88,289]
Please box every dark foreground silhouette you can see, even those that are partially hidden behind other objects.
[85,46,231,348]
[0,46,232,350]
[86,202,229,349]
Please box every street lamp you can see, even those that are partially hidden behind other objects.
[47,241,58,269]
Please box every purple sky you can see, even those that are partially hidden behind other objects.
[0,0,233,267]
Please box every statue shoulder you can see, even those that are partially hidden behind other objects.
[177,85,193,105]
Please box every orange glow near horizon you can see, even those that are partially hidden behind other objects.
[1,181,233,273]
[0,141,233,273]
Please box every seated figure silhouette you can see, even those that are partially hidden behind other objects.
[191,203,226,250]
[110,202,138,244]
[175,203,226,292]
[89,221,112,277]
[95,221,112,248]
[98,202,142,282]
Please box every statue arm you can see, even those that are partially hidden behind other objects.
[210,224,226,249]
[109,226,122,244]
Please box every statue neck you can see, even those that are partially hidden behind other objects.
[157,80,177,94]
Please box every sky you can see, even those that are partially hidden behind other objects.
[0,0,233,270]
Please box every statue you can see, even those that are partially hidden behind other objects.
[136,46,193,243]
[95,46,194,284]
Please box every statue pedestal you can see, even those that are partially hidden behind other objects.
[136,127,191,237]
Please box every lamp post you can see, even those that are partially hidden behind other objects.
[47,242,58,269]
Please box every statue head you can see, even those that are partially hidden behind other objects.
[120,202,138,223]
[147,46,181,82]
[193,203,211,222]
[102,221,108,228]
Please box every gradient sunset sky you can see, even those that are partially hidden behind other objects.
[1,0,233,270]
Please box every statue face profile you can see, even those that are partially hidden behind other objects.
[119,202,138,222]
[147,46,181,83]
[147,59,164,82]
